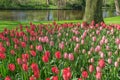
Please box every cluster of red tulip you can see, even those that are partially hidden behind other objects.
[0,21,120,80]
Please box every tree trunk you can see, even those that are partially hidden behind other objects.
[46,0,49,5]
[58,0,61,9]
[114,0,120,15]
[83,0,104,23]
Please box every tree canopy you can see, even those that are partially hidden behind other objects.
[0,0,86,9]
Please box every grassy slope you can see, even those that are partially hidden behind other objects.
[104,16,120,24]
[0,16,120,31]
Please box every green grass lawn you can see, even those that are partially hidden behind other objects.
[0,16,120,31]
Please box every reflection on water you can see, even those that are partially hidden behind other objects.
[0,9,116,22]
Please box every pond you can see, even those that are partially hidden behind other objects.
[0,9,116,22]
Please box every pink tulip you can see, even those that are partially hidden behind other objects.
[30,45,34,49]
[72,36,76,41]
[75,43,80,49]
[88,51,91,56]
[74,47,79,53]
[107,31,110,34]
[108,52,112,57]
[44,36,49,43]
[99,40,104,45]
[89,65,94,73]
[66,33,68,36]
[36,45,43,51]
[107,58,112,64]
[105,39,108,44]
[82,49,86,54]
[64,53,68,59]
[90,58,94,63]
[115,38,120,45]
[90,47,94,52]
[96,66,101,72]
[118,44,120,49]
[57,32,61,37]
[99,26,103,30]
[99,52,104,58]
[117,58,120,62]
[14,44,18,49]
[96,72,102,80]
[106,45,110,50]
[96,30,100,35]
[59,42,64,49]
[81,39,84,45]
[92,36,96,42]
[114,61,119,67]
[6,41,10,46]
[50,41,54,46]
[115,50,118,55]
[95,45,101,52]
[76,37,80,42]
[68,53,74,61]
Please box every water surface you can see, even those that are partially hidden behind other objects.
[0,9,116,22]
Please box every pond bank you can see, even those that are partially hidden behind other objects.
[0,16,120,31]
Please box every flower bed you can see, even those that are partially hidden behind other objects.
[0,21,120,80]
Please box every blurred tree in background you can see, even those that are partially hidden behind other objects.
[83,0,103,23]
[0,0,119,9]
[114,0,120,15]
[0,0,86,9]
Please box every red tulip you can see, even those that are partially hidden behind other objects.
[17,58,22,65]
[62,67,71,80]
[22,58,27,64]
[0,46,6,53]
[46,78,50,80]
[34,71,40,79]
[31,63,39,72]
[52,66,59,74]
[42,55,49,63]
[21,42,26,48]
[22,53,29,60]
[98,59,105,68]
[52,76,58,80]
[82,71,88,78]
[45,51,50,58]
[8,63,15,71]
[22,64,28,71]
[55,51,61,59]
[5,76,11,80]
[0,53,6,59]
[30,63,38,71]
[29,76,35,80]
[30,50,36,57]
[10,50,15,55]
